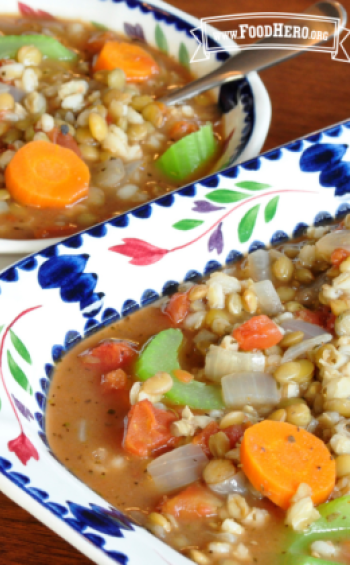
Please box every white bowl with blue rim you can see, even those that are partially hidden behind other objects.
[0,118,350,564]
[0,0,271,266]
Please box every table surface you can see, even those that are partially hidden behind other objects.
[1,0,350,563]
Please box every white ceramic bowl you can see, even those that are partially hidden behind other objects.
[0,0,271,265]
[0,118,350,564]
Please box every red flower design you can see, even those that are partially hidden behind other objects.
[109,238,169,266]
[8,432,39,466]
[18,2,53,19]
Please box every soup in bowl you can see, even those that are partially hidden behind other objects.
[0,0,270,258]
[0,120,350,564]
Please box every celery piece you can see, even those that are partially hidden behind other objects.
[0,35,77,61]
[282,555,338,565]
[135,328,224,410]
[286,495,350,554]
[155,124,217,182]
[279,495,350,565]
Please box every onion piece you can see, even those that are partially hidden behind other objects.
[92,158,125,188]
[209,471,248,495]
[316,230,350,260]
[248,250,272,282]
[0,82,25,102]
[253,280,283,316]
[295,273,329,305]
[205,345,265,382]
[282,333,332,362]
[147,443,208,493]
[281,319,326,340]
[222,372,280,408]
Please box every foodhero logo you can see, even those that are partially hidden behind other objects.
[190,13,350,63]
[220,23,329,41]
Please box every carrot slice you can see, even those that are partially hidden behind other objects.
[172,369,194,383]
[160,484,223,518]
[164,292,190,325]
[93,41,159,82]
[5,140,90,209]
[101,368,128,393]
[240,420,336,510]
[124,399,178,458]
[79,340,137,373]
[331,248,350,267]
[232,315,283,351]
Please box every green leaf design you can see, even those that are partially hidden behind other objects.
[91,21,109,30]
[155,24,168,53]
[173,219,204,231]
[235,181,270,191]
[0,325,4,335]
[9,329,32,364]
[179,42,190,68]
[264,196,279,223]
[238,205,260,243]
[7,351,32,394]
[206,190,248,204]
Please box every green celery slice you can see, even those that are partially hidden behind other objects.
[135,328,224,410]
[0,35,77,61]
[155,124,217,182]
[281,555,338,565]
[286,495,350,555]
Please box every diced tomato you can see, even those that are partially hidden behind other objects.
[160,484,223,519]
[101,368,128,393]
[123,399,179,458]
[192,421,220,457]
[295,308,323,326]
[47,128,82,157]
[223,424,245,448]
[164,292,190,325]
[79,340,137,373]
[86,31,118,53]
[295,306,335,333]
[232,315,283,351]
[168,121,199,141]
[331,248,350,266]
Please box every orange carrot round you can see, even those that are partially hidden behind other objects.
[93,41,159,82]
[240,420,335,510]
[5,140,90,209]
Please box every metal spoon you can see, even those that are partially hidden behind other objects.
[159,1,347,106]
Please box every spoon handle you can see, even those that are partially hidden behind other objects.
[159,1,347,106]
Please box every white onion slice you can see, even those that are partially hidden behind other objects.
[316,230,350,260]
[209,471,248,495]
[205,345,265,382]
[222,372,280,408]
[281,319,326,340]
[147,444,208,493]
[282,333,332,362]
[248,250,272,282]
[253,280,283,316]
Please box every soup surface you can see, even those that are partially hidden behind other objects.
[0,15,223,240]
[47,219,350,565]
